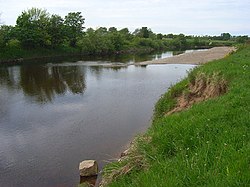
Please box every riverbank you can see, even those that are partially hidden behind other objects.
[101,45,250,186]
[0,47,234,67]
[80,47,235,69]
[137,46,236,65]
[0,47,156,65]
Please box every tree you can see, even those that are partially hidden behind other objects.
[119,28,129,35]
[119,28,132,40]
[172,34,187,49]
[141,27,150,38]
[0,26,6,47]
[95,27,108,35]
[108,32,125,51]
[48,14,65,48]
[157,33,163,40]
[193,37,200,46]
[108,27,117,33]
[166,33,174,38]
[26,8,49,22]
[64,12,85,47]
[221,33,231,40]
[85,28,95,34]
[133,27,152,38]
[15,8,51,48]
[236,35,248,43]
[0,25,15,48]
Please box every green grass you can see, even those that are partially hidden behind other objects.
[102,45,250,186]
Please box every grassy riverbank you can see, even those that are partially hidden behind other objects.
[102,45,250,186]
[0,40,230,64]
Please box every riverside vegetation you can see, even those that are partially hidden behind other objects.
[0,8,248,62]
[101,45,250,186]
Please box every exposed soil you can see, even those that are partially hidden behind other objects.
[166,72,227,115]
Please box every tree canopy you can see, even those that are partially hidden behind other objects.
[0,8,247,61]
[64,12,85,47]
[11,8,85,49]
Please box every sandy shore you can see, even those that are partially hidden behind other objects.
[137,47,236,65]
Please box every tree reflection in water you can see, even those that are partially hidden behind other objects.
[0,67,19,88]
[0,65,86,104]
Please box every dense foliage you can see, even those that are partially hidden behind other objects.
[0,8,248,61]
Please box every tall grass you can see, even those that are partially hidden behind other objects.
[103,45,250,186]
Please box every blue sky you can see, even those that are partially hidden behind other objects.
[1,0,249,35]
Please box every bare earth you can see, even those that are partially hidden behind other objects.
[137,47,236,65]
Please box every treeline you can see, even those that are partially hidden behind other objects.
[0,8,249,60]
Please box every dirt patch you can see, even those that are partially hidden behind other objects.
[166,72,227,115]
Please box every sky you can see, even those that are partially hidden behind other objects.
[1,0,250,35]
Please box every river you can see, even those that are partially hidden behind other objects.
[0,51,197,187]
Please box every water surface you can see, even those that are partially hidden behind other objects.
[0,52,196,186]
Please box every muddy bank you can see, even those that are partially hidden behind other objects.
[137,47,236,65]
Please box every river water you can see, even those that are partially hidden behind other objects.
[0,51,196,187]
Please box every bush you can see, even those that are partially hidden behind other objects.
[7,39,21,49]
